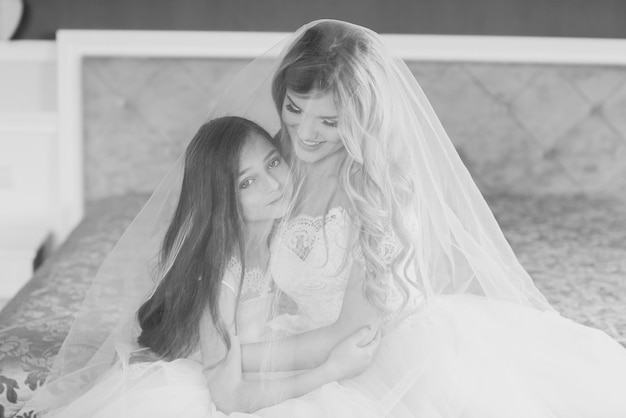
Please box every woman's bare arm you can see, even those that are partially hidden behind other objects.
[202,279,381,414]
[208,325,380,413]
[241,263,382,373]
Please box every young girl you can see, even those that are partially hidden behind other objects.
[30,116,380,417]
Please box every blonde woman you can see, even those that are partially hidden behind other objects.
[241,20,626,417]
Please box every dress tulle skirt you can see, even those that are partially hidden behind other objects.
[48,295,626,417]
[347,295,626,417]
[46,359,218,417]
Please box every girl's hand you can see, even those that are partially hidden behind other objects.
[323,324,382,380]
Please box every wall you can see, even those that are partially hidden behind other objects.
[0,41,56,227]
[14,0,626,40]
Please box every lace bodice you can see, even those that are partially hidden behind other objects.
[270,207,422,334]
[270,207,355,330]
[223,257,273,343]
[224,257,272,302]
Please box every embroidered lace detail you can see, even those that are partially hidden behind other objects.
[376,229,403,265]
[352,228,403,267]
[281,207,345,261]
[271,207,353,331]
[272,207,415,333]
[226,257,271,301]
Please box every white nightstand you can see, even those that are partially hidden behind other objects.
[0,226,50,300]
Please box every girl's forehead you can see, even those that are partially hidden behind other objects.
[240,133,274,159]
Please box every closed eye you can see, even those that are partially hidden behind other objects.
[285,103,301,114]
[322,119,338,128]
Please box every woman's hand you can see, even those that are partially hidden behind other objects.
[323,324,382,381]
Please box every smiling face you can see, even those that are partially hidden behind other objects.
[237,132,293,224]
[280,90,345,164]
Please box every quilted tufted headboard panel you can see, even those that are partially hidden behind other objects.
[82,57,250,200]
[82,59,626,201]
[408,62,626,196]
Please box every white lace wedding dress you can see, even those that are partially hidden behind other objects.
[257,207,626,418]
[266,207,356,334]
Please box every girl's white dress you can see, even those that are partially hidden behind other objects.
[46,208,626,417]
[43,259,273,418]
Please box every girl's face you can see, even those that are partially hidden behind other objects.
[280,89,345,164]
[237,133,293,223]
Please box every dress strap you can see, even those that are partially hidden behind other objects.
[221,278,238,295]
[221,257,241,295]
[223,256,271,301]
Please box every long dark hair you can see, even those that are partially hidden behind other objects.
[137,116,275,362]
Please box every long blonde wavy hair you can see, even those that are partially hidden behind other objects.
[272,20,420,313]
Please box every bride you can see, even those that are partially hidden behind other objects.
[247,20,626,417]
[27,19,626,417]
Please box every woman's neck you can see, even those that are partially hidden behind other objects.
[294,149,346,216]
[300,148,345,180]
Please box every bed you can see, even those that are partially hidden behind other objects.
[1,31,625,417]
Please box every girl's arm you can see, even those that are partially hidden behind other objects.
[242,262,383,373]
[203,279,381,414]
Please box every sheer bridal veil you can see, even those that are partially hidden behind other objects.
[28,19,553,415]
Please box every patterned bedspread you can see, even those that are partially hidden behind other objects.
[489,195,626,345]
[0,194,149,418]
[0,193,624,417]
